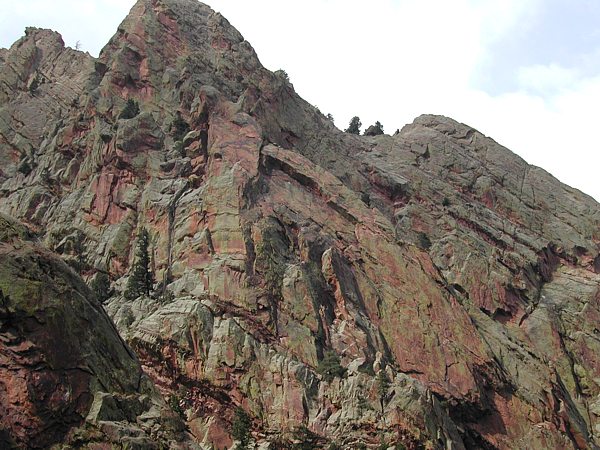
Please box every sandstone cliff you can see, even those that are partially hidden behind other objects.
[0,213,194,449]
[1,0,600,448]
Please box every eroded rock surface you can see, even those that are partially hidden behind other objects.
[0,213,192,449]
[1,0,600,448]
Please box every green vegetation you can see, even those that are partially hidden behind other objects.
[275,69,290,82]
[375,121,384,134]
[317,350,346,382]
[171,112,190,141]
[290,425,321,450]
[168,394,185,419]
[29,75,39,94]
[345,116,362,135]
[416,232,432,251]
[119,98,140,119]
[357,393,371,416]
[231,407,252,449]
[377,370,390,403]
[17,158,32,176]
[159,288,175,304]
[90,272,111,303]
[124,228,154,300]
[364,121,384,136]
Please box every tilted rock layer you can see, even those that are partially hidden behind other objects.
[1,0,600,448]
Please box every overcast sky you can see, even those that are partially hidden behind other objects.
[2,0,599,201]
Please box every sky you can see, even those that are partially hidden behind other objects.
[1,0,599,201]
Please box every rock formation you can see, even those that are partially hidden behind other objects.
[0,213,193,448]
[1,0,600,448]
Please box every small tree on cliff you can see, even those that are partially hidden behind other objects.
[364,121,384,136]
[170,111,190,141]
[317,350,346,382]
[119,98,140,119]
[377,369,390,412]
[345,116,362,135]
[124,228,154,300]
[231,407,252,449]
[90,271,112,303]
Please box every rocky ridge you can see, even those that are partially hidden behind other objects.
[1,0,600,448]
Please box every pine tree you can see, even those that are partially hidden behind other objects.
[317,350,346,382]
[119,98,140,119]
[417,232,432,251]
[345,116,361,134]
[171,112,190,141]
[124,228,153,300]
[364,121,384,136]
[231,407,252,449]
[90,272,111,303]
[377,370,390,410]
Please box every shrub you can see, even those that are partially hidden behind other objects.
[39,168,51,184]
[377,370,390,403]
[159,288,175,304]
[345,116,361,135]
[90,272,112,303]
[168,394,185,419]
[17,159,32,176]
[275,69,289,82]
[291,425,321,450]
[442,197,450,207]
[317,350,346,382]
[124,228,154,300]
[119,98,140,119]
[364,121,384,136]
[231,407,252,449]
[29,75,39,94]
[357,395,371,416]
[417,232,432,251]
[171,112,190,141]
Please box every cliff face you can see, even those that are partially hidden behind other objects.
[1,0,600,448]
[0,214,192,449]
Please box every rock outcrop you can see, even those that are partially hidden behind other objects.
[0,213,193,448]
[1,0,600,448]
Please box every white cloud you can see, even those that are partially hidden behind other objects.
[444,74,600,201]
[517,63,580,94]
[213,0,599,200]
[1,0,599,201]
